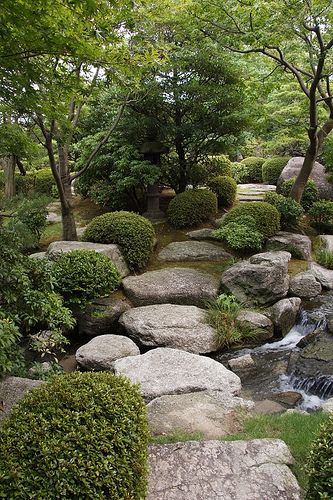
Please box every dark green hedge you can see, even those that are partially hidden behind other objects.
[262,157,290,184]
[167,189,217,228]
[207,175,237,208]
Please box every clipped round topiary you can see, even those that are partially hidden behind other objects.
[53,249,121,306]
[278,177,319,211]
[83,211,155,272]
[207,175,237,208]
[240,157,266,183]
[205,155,233,177]
[0,372,149,499]
[167,189,217,228]
[222,201,280,238]
[262,157,291,185]
[306,413,333,499]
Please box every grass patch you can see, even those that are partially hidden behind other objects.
[40,222,62,248]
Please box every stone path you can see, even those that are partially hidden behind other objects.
[237,183,276,202]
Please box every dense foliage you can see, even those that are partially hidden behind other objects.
[207,175,237,208]
[264,192,304,228]
[262,157,290,184]
[0,372,150,499]
[222,201,280,238]
[213,217,264,253]
[240,157,265,183]
[83,211,155,271]
[0,318,22,376]
[167,189,217,228]
[308,201,333,232]
[278,177,319,211]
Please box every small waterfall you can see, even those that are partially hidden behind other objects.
[289,374,333,400]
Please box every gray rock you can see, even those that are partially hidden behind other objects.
[113,347,241,402]
[278,156,333,200]
[310,262,333,289]
[271,391,303,407]
[147,391,254,439]
[289,331,333,383]
[0,377,44,423]
[289,271,322,298]
[75,296,131,336]
[119,304,218,354]
[221,251,291,306]
[252,399,285,415]
[46,240,129,277]
[75,334,139,371]
[148,439,301,500]
[122,268,219,307]
[266,232,312,260]
[236,310,274,341]
[158,241,232,262]
[29,251,47,259]
[228,354,256,372]
[321,397,333,412]
[47,212,62,223]
[186,228,217,241]
[319,235,333,252]
[271,298,302,336]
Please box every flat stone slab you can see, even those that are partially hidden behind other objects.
[113,347,241,402]
[29,251,47,259]
[119,304,218,354]
[46,240,129,277]
[122,268,219,307]
[310,262,333,289]
[148,391,253,439]
[0,377,44,423]
[319,235,333,252]
[148,439,301,500]
[186,228,217,241]
[75,334,140,371]
[158,241,231,262]
[266,232,312,260]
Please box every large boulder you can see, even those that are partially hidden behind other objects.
[46,241,130,277]
[310,262,333,289]
[289,271,322,298]
[113,347,241,402]
[319,235,333,252]
[158,241,231,262]
[74,296,131,336]
[119,304,218,354]
[75,334,139,371]
[122,268,219,307]
[0,377,44,423]
[271,298,302,336]
[278,156,333,200]
[221,251,291,306]
[266,232,312,261]
[148,440,301,500]
[236,311,274,342]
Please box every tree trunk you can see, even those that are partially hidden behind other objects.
[289,147,317,202]
[4,155,16,198]
[58,143,77,241]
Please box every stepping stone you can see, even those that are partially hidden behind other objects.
[0,377,44,423]
[75,334,139,371]
[119,304,218,354]
[186,228,217,241]
[158,241,231,261]
[319,235,333,252]
[148,439,301,500]
[237,183,276,203]
[113,347,241,402]
[122,268,219,307]
[147,391,254,439]
[310,262,333,289]
[266,232,312,260]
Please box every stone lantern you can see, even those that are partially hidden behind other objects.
[140,141,168,220]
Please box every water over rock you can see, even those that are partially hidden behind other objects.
[157,241,232,261]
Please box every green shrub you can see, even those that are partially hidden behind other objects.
[264,192,304,228]
[0,372,149,499]
[205,155,233,177]
[14,195,49,239]
[34,168,56,196]
[278,177,319,211]
[207,175,237,208]
[213,221,264,253]
[53,250,121,307]
[167,189,217,228]
[315,250,333,270]
[231,162,250,183]
[0,318,22,377]
[306,413,333,499]
[83,211,155,271]
[89,180,127,210]
[240,157,266,183]
[309,200,333,232]
[262,156,290,184]
[222,201,280,238]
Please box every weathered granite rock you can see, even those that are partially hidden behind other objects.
[119,304,218,354]
[186,228,217,241]
[29,251,47,259]
[266,232,312,260]
[113,347,241,402]
[236,310,274,341]
[271,298,302,336]
[321,397,333,412]
[289,271,322,298]
[310,262,333,289]
[46,241,129,277]
[75,296,131,336]
[0,377,44,422]
[147,391,254,439]
[221,251,291,306]
[75,334,139,371]
[148,439,301,500]
[228,354,256,373]
[278,156,333,200]
[158,241,232,262]
[319,235,333,252]
[122,268,219,307]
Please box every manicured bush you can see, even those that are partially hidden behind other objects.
[222,201,280,238]
[240,157,266,183]
[309,200,333,232]
[262,156,290,184]
[167,189,217,228]
[213,219,264,253]
[207,175,237,208]
[205,155,233,177]
[53,250,121,306]
[278,177,319,211]
[0,372,149,499]
[264,191,304,228]
[83,211,155,271]
[306,413,333,499]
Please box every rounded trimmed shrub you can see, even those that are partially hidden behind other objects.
[264,191,304,228]
[167,189,217,228]
[83,211,155,272]
[262,156,290,184]
[0,372,149,499]
[53,250,121,306]
[278,177,319,211]
[207,175,237,208]
[222,201,280,238]
[240,157,266,183]
[205,155,233,177]
[306,413,333,499]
